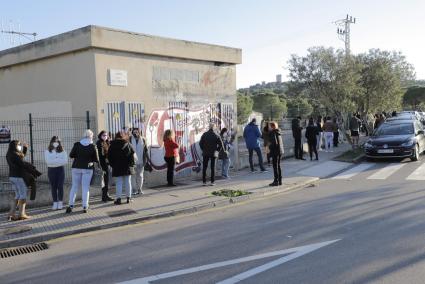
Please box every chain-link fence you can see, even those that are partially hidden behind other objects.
[0,113,96,183]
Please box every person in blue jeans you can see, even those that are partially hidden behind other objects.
[243,118,266,172]
[66,129,99,214]
[219,128,233,178]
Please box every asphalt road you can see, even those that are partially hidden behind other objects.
[2,159,425,283]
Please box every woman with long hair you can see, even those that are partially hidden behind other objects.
[163,129,179,186]
[6,140,30,220]
[44,136,68,210]
[96,130,113,202]
[219,128,232,178]
[108,131,136,205]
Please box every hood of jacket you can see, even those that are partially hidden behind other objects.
[80,138,93,146]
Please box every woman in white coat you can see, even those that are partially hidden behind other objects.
[44,136,68,210]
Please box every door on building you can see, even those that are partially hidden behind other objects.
[127,102,145,135]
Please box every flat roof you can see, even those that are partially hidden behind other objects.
[0,25,242,68]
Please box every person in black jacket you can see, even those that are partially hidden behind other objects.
[268,122,284,186]
[66,129,99,213]
[6,140,30,221]
[292,117,305,160]
[108,131,136,205]
[96,131,113,202]
[305,118,319,161]
[199,123,223,186]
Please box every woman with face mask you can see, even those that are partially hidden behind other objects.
[96,130,113,202]
[6,140,30,220]
[44,136,68,210]
[219,128,232,179]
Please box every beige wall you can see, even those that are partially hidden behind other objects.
[0,50,97,120]
[94,49,236,131]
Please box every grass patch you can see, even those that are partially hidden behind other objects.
[212,189,250,197]
[333,147,365,163]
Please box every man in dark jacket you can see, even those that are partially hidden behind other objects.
[243,118,266,172]
[199,123,223,186]
[268,122,284,186]
[292,117,305,160]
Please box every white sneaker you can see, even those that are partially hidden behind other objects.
[57,201,63,210]
[52,202,58,210]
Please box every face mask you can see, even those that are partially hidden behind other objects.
[16,145,22,152]
[133,133,139,138]
[52,142,59,148]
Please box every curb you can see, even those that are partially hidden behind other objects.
[352,154,366,163]
[0,178,317,249]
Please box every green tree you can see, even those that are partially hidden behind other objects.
[403,87,425,110]
[252,92,287,121]
[356,49,415,115]
[237,92,254,124]
[287,97,313,118]
[287,47,362,118]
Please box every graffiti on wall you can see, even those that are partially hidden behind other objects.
[145,103,234,173]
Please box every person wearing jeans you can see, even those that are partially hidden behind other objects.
[45,136,68,210]
[130,128,149,194]
[66,129,99,214]
[200,123,223,185]
[243,118,266,172]
[108,131,136,205]
[220,128,232,178]
[323,117,335,152]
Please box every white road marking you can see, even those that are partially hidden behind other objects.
[367,163,407,180]
[406,162,425,180]
[332,163,376,179]
[116,239,341,284]
[298,161,352,178]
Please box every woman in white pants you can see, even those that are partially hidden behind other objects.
[322,117,335,152]
[316,116,323,151]
[66,130,99,213]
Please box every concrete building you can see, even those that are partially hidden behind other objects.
[276,74,282,83]
[0,25,241,185]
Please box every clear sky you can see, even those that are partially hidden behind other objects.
[1,0,424,88]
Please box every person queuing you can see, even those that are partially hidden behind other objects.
[163,129,179,187]
[200,123,223,186]
[262,122,271,166]
[6,140,33,221]
[96,131,113,202]
[44,136,68,210]
[316,116,323,151]
[323,117,335,152]
[333,117,339,147]
[292,117,305,160]
[108,131,136,205]
[268,122,284,186]
[350,113,362,149]
[66,129,99,214]
[243,118,267,172]
[219,128,232,179]
[129,128,149,195]
[305,118,319,161]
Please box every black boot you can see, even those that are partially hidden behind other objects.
[278,179,282,186]
[102,187,113,202]
[269,181,279,186]
[114,198,121,205]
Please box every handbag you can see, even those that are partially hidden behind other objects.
[214,150,219,158]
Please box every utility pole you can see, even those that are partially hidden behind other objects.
[335,14,356,55]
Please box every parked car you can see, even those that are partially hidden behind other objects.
[364,120,425,161]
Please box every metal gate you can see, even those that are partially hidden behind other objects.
[221,103,234,130]
[127,102,145,133]
[105,102,125,136]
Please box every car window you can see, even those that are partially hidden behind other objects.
[374,124,414,136]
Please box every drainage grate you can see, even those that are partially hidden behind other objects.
[0,242,49,259]
[106,209,138,218]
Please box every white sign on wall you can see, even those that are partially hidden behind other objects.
[108,69,128,86]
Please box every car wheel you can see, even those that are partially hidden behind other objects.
[411,144,420,161]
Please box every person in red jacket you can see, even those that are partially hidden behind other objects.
[163,129,179,186]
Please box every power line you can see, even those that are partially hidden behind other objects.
[335,14,356,55]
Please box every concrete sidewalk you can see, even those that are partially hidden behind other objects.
[0,143,354,249]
